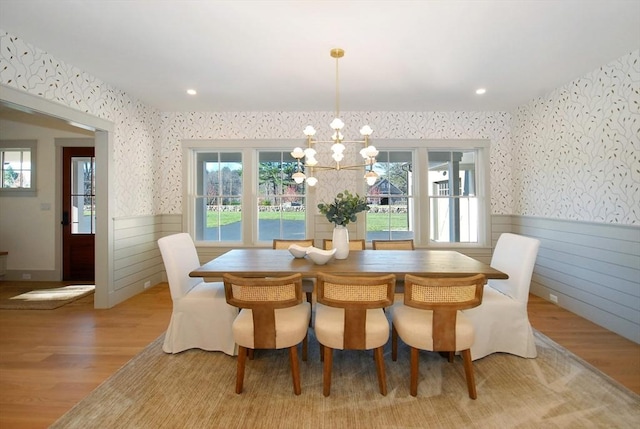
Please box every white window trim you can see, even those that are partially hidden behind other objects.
[181,139,316,247]
[373,139,491,249]
[0,139,37,197]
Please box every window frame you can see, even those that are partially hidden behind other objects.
[182,139,314,247]
[0,139,37,197]
[370,139,491,249]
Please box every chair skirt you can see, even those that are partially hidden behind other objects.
[163,281,238,355]
[463,286,537,360]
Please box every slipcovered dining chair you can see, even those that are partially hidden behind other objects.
[390,274,486,398]
[158,233,238,355]
[463,233,541,360]
[314,272,396,396]
[372,239,415,250]
[222,273,311,395]
[323,238,366,251]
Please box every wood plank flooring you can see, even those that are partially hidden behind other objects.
[0,282,638,429]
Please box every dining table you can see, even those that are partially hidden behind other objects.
[190,249,508,280]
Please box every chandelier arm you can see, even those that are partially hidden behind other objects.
[303,163,370,171]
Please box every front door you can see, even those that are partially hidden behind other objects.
[62,147,95,281]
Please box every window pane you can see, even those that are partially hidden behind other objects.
[70,156,95,234]
[366,151,414,241]
[195,152,242,242]
[428,150,478,243]
[258,151,306,240]
[2,149,32,188]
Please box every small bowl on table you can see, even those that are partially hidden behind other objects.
[306,247,337,265]
[288,244,310,259]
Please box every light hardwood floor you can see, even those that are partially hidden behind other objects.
[0,282,638,429]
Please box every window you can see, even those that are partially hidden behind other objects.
[365,151,414,241]
[1,140,37,196]
[428,149,479,243]
[365,141,489,247]
[184,140,488,248]
[184,141,310,246]
[258,151,307,241]
[193,152,243,242]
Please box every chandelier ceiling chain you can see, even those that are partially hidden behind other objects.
[291,48,379,187]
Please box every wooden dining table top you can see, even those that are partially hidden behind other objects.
[190,248,508,280]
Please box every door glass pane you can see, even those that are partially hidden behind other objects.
[71,156,95,234]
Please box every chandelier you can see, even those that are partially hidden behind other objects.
[291,48,379,187]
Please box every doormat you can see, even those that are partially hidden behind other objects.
[0,284,95,310]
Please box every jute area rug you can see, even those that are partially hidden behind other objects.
[0,282,94,309]
[51,329,639,428]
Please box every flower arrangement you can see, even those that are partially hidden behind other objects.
[318,190,370,226]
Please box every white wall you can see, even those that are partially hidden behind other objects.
[0,118,92,278]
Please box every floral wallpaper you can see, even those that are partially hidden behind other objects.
[1,29,637,224]
[158,111,513,214]
[512,50,639,224]
[0,31,160,218]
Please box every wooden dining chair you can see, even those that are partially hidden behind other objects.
[272,239,315,325]
[372,239,414,293]
[272,238,315,249]
[372,239,415,250]
[314,272,396,396]
[222,273,311,395]
[323,238,366,251]
[390,273,485,398]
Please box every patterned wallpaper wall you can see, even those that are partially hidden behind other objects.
[512,50,639,224]
[158,111,513,214]
[0,31,161,217]
[1,29,637,224]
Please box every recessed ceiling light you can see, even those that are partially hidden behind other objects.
[186,89,197,95]
[475,88,486,95]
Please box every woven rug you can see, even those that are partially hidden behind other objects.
[50,329,639,428]
[0,283,94,309]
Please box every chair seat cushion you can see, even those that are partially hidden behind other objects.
[232,302,310,349]
[314,303,389,350]
[390,302,475,351]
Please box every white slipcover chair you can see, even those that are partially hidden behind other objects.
[158,233,238,355]
[463,233,541,360]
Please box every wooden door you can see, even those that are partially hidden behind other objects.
[62,147,95,281]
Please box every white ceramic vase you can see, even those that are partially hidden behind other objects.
[332,225,350,259]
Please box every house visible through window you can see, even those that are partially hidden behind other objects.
[428,149,479,243]
[1,140,37,196]
[365,141,489,246]
[366,151,414,241]
[185,140,488,247]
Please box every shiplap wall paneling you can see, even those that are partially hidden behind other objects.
[513,216,639,343]
[113,215,171,296]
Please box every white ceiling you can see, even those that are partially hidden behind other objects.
[0,0,638,113]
